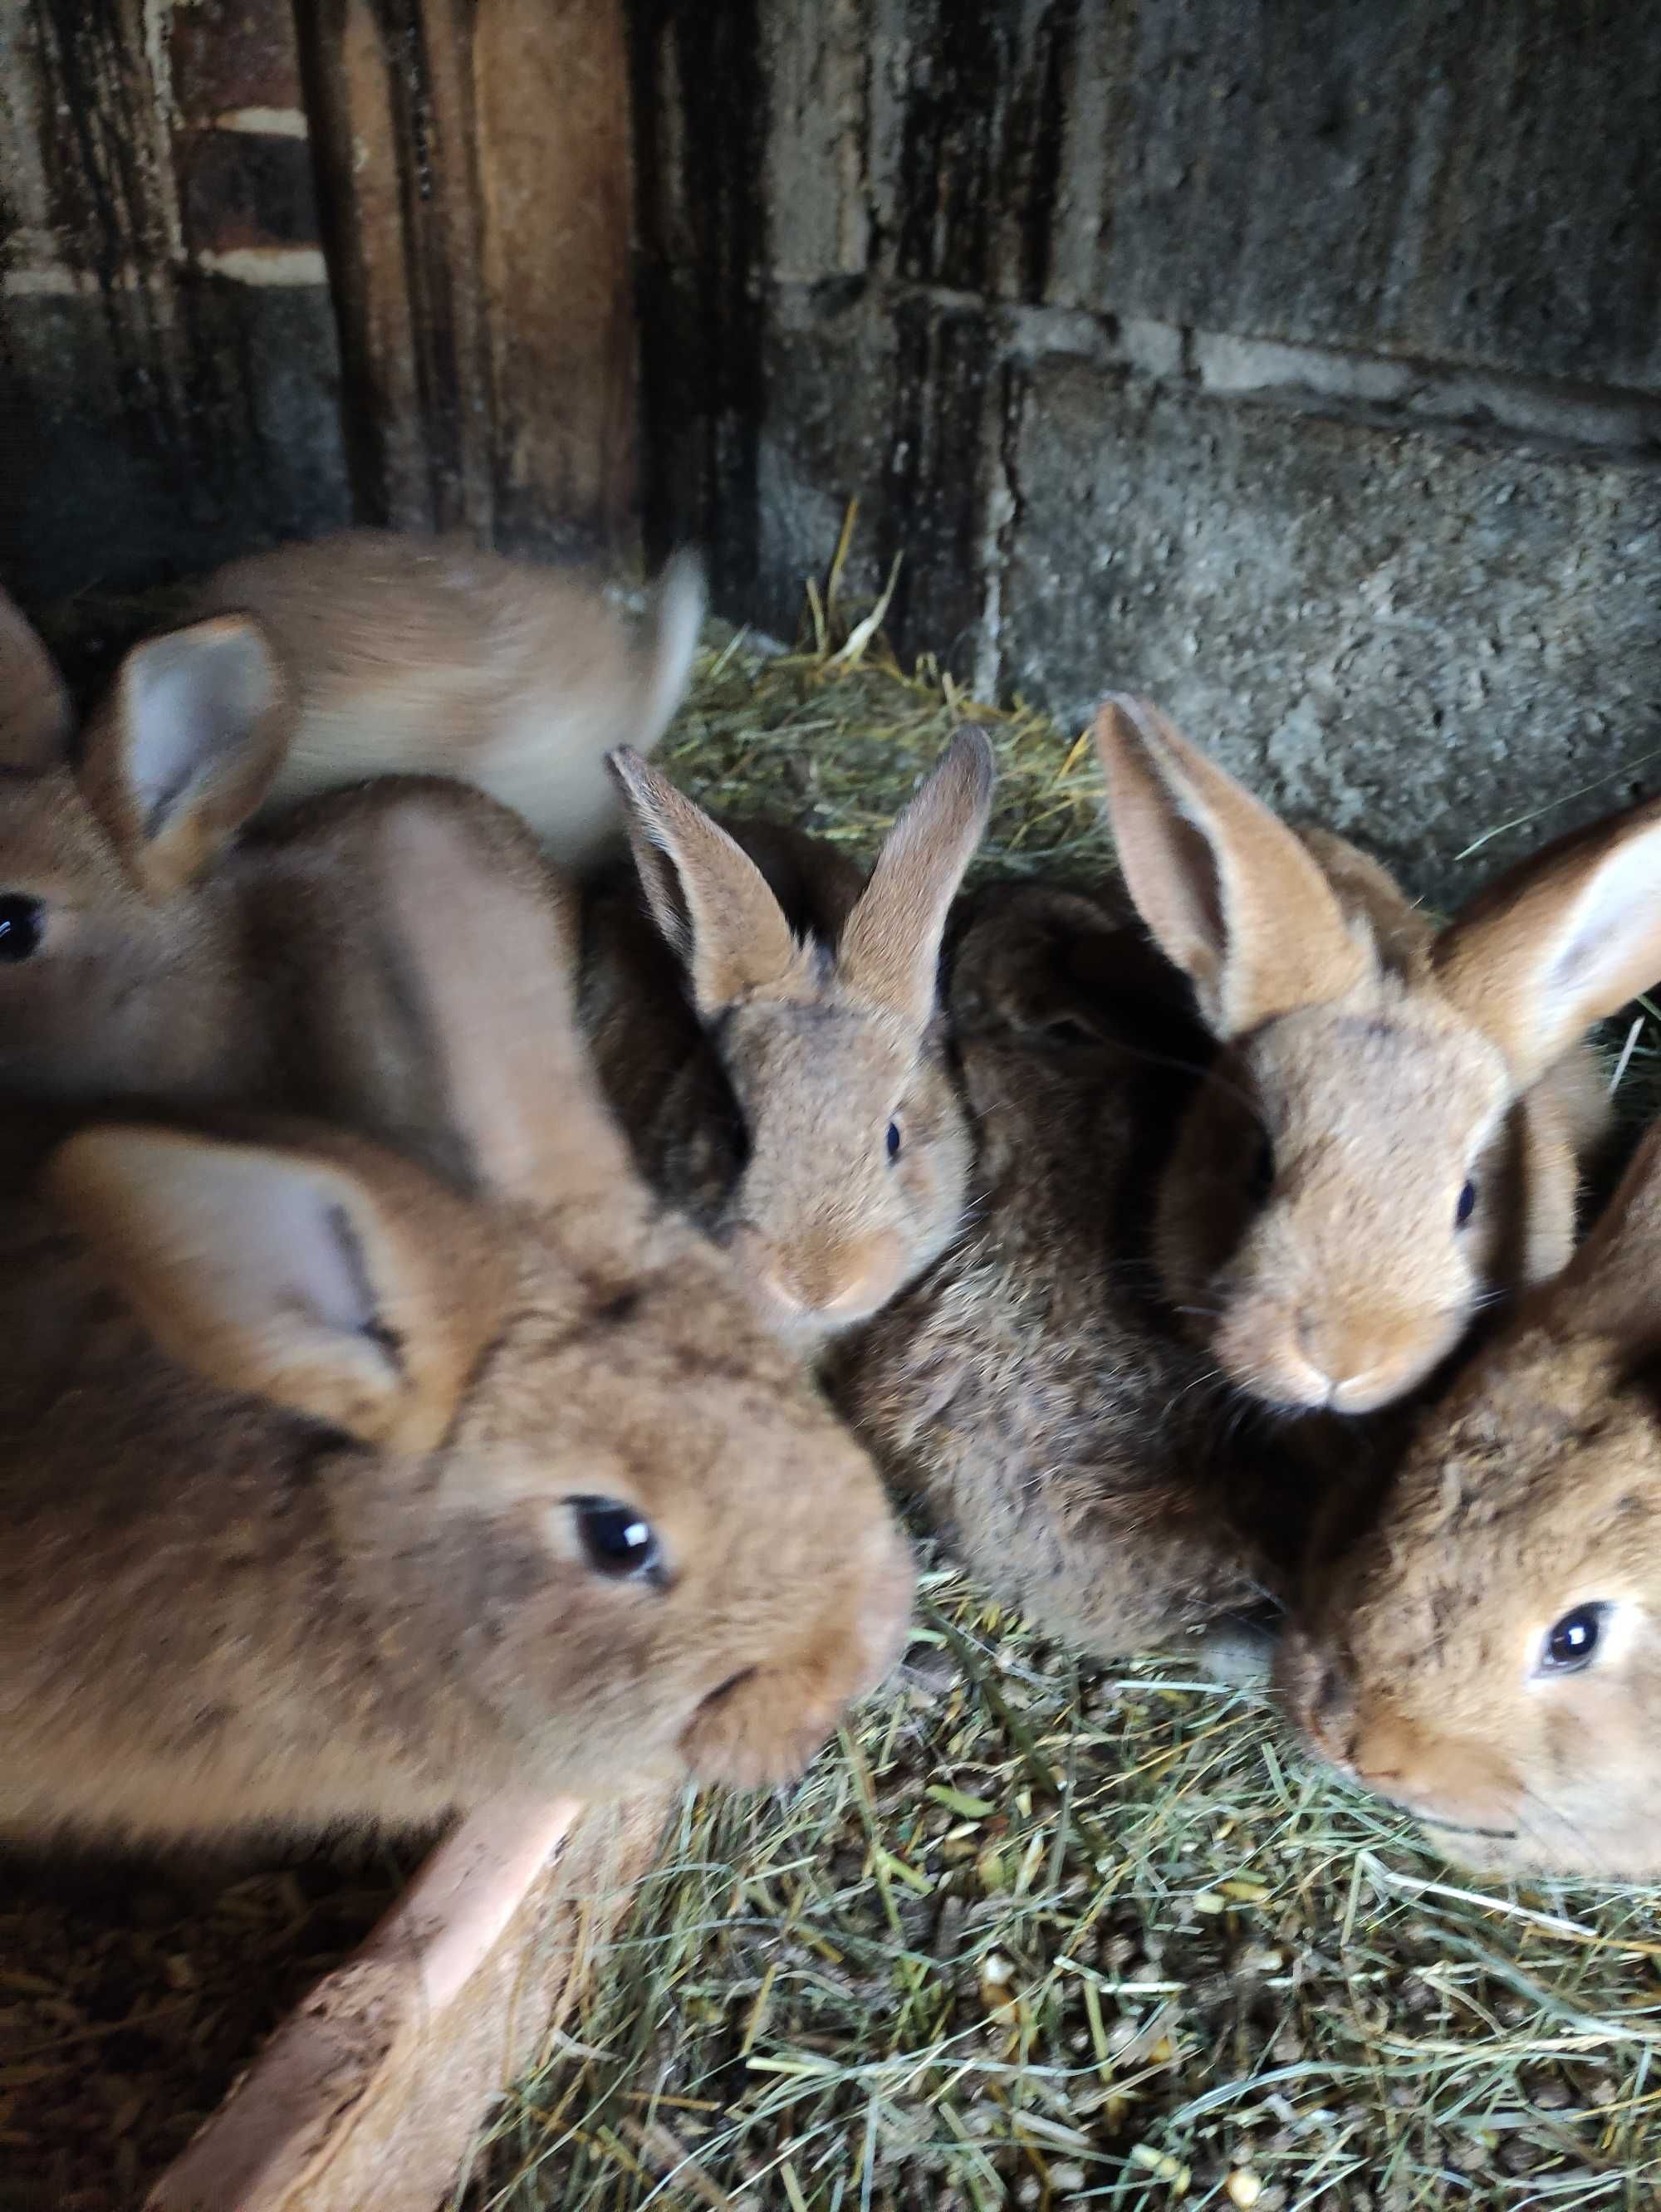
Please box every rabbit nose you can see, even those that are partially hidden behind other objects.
[1292,1311,1433,1413]
[763,1233,905,1321]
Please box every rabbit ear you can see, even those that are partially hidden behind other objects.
[1433,795,1661,1084]
[839,727,995,1025]
[1094,697,1367,1037]
[1538,1118,1661,1348]
[49,1126,502,1455]
[81,617,290,898]
[607,747,800,1014]
[331,794,639,1210]
[0,587,72,771]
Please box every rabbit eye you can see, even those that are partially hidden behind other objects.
[885,1119,903,1162]
[571,1496,664,1584]
[1456,1179,1477,1228]
[1540,1603,1605,1673]
[1249,1133,1275,1203]
[0,894,46,963]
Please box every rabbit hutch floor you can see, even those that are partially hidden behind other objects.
[3,582,1660,2211]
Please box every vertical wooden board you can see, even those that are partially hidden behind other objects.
[296,0,639,560]
[476,0,638,556]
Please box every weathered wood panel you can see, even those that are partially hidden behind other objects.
[296,0,639,560]
[0,0,347,609]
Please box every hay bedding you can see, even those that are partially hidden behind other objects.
[472,612,1661,2210]
[1,571,1657,2207]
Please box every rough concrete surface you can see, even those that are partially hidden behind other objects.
[1001,365,1661,903]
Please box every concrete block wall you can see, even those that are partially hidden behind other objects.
[0,0,348,611]
[635,0,1661,902]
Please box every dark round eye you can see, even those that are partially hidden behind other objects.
[0,894,46,963]
[1456,1179,1477,1229]
[885,1119,902,1162]
[1249,1132,1275,1204]
[571,1496,663,1583]
[1541,1603,1605,1673]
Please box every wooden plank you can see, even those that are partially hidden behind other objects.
[148,1787,674,2212]
[295,0,639,560]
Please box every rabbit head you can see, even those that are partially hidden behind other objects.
[605,730,994,1346]
[10,792,912,1841]
[0,590,288,1104]
[1280,1118,1661,1879]
[1096,696,1661,1416]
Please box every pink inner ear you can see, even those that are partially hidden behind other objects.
[122,626,281,834]
[254,1177,383,1343]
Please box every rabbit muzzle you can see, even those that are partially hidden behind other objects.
[736,1225,909,1339]
[1213,1290,1461,1414]
[675,1527,914,1788]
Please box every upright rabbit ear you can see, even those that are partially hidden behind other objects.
[49,1126,503,1455]
[607,747,801,1014]
[1095,697,1368,1037]
[1433,795,1661,1084]
[0,587,72,770]
[839,727,995,1025]
[328,794,639,1209]
[1536,1118,1661,1350]
[80,616,289,898]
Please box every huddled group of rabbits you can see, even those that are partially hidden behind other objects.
[2,524,1660,1887]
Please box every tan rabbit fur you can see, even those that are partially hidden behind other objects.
[830,882,1366,1659]
[0,795,914,1844]
[193,529,706,869]
[1096,697,1659,1417]
[582,732,995,1348]
[1280,1116,1661,1880]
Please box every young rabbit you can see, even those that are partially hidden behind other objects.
[582,728,996,1348]
[829,879,1346,1661]
[1280,1114,1661,1880]
[0,791,914,1843]
[1096,697,1661,1416]
[192,529,707,870]
[0,595,291,1104]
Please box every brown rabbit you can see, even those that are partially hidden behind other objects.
[0,792,913,1843]
[1096,697,1661,1416]
[1281,1114,1661,1880]
[829,880,1355,1662]
[582,730,995,1348]
[0,595,290,1104]
[193,529,706,870]
[0,590,991,1360]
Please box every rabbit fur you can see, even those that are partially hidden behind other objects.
[581,729,996,1348]
[1280,1111,1661,1880]
[0,582,989,1352]
[193,529,706,871]
[829,879,1366,1661]
[0,789,913,1844]
[1096,697,1661,1417]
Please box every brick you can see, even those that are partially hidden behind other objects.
[1099,0,1661,390]
[169,0,304,119]
[176,130,320,256]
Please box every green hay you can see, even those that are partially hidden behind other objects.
[468,602,1661,2212]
